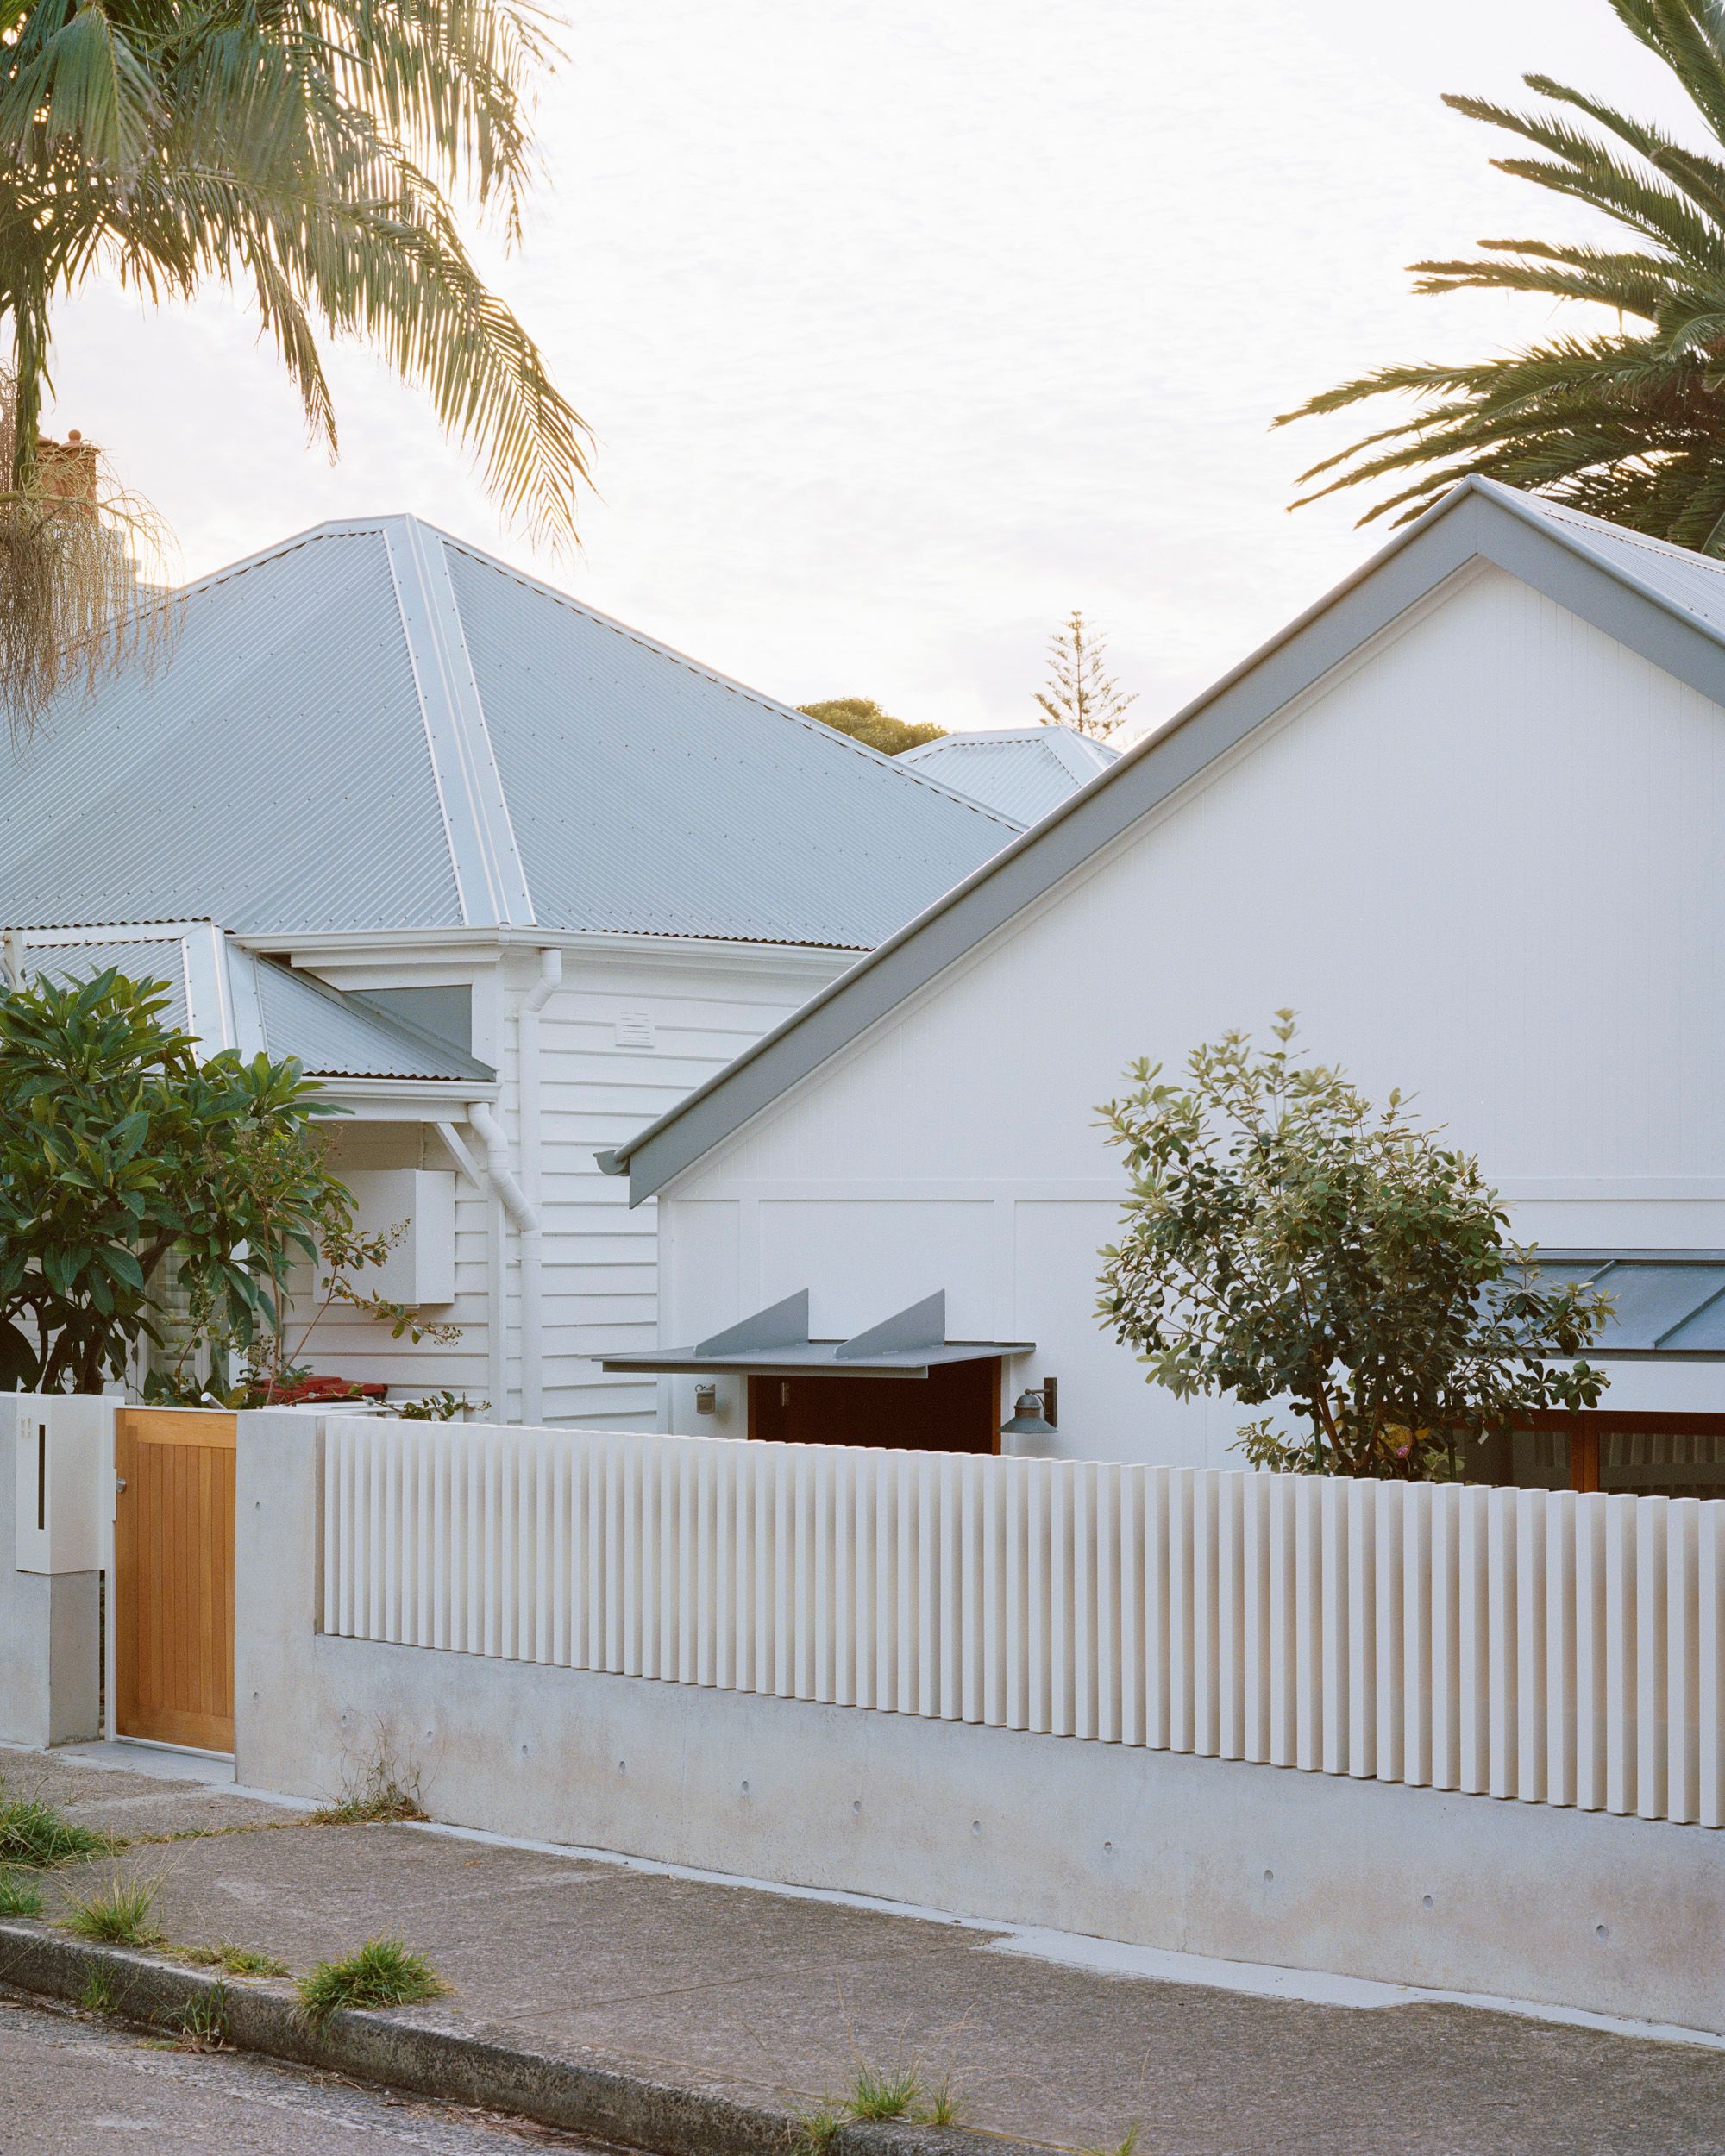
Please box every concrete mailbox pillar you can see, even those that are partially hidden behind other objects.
[1,1395,111,1747]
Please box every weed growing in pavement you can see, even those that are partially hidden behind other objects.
[296,1936,447,2025]
[1080,2130,1141,2156]
[176,1940,289,1978]
[0,1869,44,1917]
[60,1871,164,1948]
[848,2061,920,2122]
[310,1733,428,1826]
[172,1984,230,2052]
[78,1966,118,2015]
[791,2100,844,2155]
[0,1783,107,1868]
[921,2072,963,2127]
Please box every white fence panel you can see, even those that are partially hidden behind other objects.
[318,1419,1725,1827]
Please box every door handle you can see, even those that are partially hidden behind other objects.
[115,1476,128,1493]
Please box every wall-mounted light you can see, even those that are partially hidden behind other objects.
[1000,1377,1058,1441]
[694,1382,717,1416]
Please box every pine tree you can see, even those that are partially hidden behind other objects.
[1034,611,1136,739]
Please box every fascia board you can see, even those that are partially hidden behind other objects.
[320,1077,499,1120]
[608,482,1725,1206]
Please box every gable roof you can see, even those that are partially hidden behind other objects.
[897,724,1121,824]
[0,518,1019,949]
[21,922,494,1087]
[601,476,1725,1201]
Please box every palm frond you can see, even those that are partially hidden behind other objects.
[1283,0,1725,548]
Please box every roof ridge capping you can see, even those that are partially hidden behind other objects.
[603,475,1725,1203]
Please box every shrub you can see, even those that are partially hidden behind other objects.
[1097,1016,1612,1478]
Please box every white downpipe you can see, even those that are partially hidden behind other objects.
[515,950,562,1425]
[469,1099,535,1423]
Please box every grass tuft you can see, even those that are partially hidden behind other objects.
[296,1936,447,2026]
[1080,2131,1141,2156]
[849,2061,920,2122]
[172,1984,229,2052]
[60,1871,164,1949]
[792,2101,844,2155]
[0,1869,44,1918]
[0,1784,108,1868]
[176,1940,289,1978]
[78,1966,118,2015]
[921,2072,963,2128]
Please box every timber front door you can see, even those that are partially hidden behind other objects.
[113,1407,237,1752]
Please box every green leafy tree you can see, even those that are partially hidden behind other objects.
[0,0,588,733]
[798,698,945,756]
[1095,1016,1611,1479]
[0,967,352,1390]
[1034,611,1134,739]
[1278,0,1725,546]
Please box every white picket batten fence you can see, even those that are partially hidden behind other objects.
[319,1418,1725,1827]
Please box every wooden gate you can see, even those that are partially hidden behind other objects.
[114,1407,237,1752]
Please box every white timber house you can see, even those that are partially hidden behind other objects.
[604,479,1725,1488]
[0,517,1018,1420]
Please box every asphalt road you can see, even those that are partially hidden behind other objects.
[0,1991,609,2156]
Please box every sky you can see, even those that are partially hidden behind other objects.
[47,0,1695,737]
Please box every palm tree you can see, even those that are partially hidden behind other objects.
[0,0,589,730]
[1277,0,1725,554]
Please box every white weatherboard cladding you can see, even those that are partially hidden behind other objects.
[535,955,848,1425]
[301,946,850,1421]
[662,567,1725,1463]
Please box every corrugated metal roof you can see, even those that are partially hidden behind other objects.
[20,924,492,1085]
[443,542,1023,946]
[0,519,1020,947]
[1527,1252,1725,1358]
[0,531,462,935]
[898,725,1121,825]
[25,937,196,1029]
[251,957,492,1082]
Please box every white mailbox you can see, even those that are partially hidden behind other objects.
[340,1169,458,1307]
[14,1395,111,1574]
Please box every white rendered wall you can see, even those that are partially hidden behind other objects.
[661,566,1725,1461]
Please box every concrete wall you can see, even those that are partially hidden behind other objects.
[237,1410,1725,2035]
[0,1424,100,1749]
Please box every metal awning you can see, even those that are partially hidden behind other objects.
[1530,1250,1725,1358]
[599,1290,1033,1382]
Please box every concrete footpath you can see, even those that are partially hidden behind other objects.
[3,1743,1724,2156]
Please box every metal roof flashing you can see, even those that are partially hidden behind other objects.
[600,479,1725,1205]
